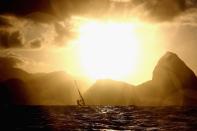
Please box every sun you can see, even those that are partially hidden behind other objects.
[76,20,141,81]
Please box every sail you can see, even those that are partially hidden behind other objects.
[74,80,85,106]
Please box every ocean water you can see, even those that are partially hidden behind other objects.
[0,106,197,130]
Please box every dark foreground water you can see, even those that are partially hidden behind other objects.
[0,106,197,130]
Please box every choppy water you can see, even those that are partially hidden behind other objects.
[0,106,197,130]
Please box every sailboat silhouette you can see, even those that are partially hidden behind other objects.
[74,80,85,106]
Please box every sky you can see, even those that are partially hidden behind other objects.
[0,0,197,85]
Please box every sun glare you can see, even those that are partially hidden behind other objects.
[76,20,141,81]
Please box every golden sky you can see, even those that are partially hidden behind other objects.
[0,0,197,85]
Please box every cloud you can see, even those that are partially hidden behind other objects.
[0,30,24,48]
[0,16,11,27]
[146,0,186,22]
[106,0,196,22]
[0,0,77,49]
[30,40,42,48]
[175,8,197,25]
[0,55,23,69]
[0,50,57,74]
[0,0,72,22]
[25,12,57,24]
[0,0,53,17]
[0,15,61,49]
[53,22,77,46]
[0,0,196,23]
[0,0,195,50]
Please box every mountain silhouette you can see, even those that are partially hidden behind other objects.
[27,71,77,105]
[152,52,197,105]
[84,79,137,105]
[0,51,197,106]
[85,52,197,106]
[0,66,78,105]
[0,67,31,82]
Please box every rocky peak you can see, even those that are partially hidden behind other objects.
[152,51,197,105]
[154,51,188,73]
[153,51,197,85]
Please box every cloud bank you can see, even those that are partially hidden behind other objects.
[0,0,196,79]
[0,0,196,49]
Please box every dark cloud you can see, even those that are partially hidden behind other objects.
[176,8,197,25]
[0,0,196,50]
[0,56,23,69]
[0,16,11,27]
[0,0,74,22]
[0,0,196,23]
[0,0,96,22]
[30,40,42,48]
[25,12,57,24]
[147,0,187,21]
[0,15,56,49]
[0,30,24,48]
[8,31,24,47]
[0,0,195,24]
[186,0,197,8]
[0,0,54,18]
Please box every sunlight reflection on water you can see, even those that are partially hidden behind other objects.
[0,106,197,130]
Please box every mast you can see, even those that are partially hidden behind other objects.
[74,80,85,105]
